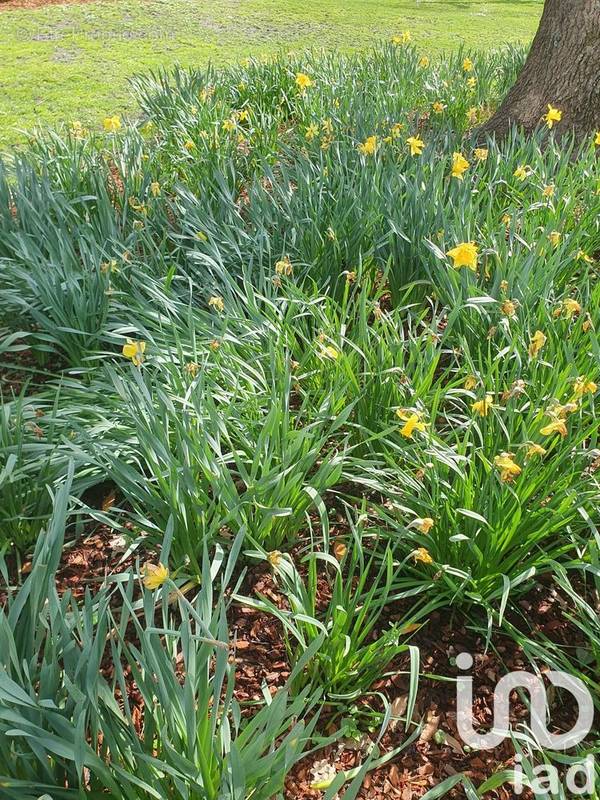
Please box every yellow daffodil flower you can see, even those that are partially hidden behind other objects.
[358,135,378,156]
[103,115,121,132]
[544,104,562,129]
[320,344,339,361]
[305,123,319,141]
[399,412,428,438]
[501,299,517,318]
[514,165,531,181]
[275,256,293,276]
[447,241,478,271]
[526,443,547,459]
[494,453,522,483]
[464,374,478,391]
[208,295,225,312]
[541,418,568,437]
[474,148,488,162]
[419,56,430,68]
[413,547,433,565]
[548,230,562,248]
[414,517,434,534]
[432,101,445,114]
[463,57,474,72]
[406,136,425,156]
[392,31,411,45]
[295,72,313,91]
[142,562,169,590]
[122,339,146,366]
[528,330,547,359]
[451,152,470,180]
[573,377,597,396]
[472,393,493,417]
[562,298,581,318]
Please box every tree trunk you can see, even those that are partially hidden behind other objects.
[480,0,600,141]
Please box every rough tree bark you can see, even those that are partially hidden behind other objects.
[480,0,600,141]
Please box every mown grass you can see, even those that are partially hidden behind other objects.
[0,0,543,146]
[1,38,600,799]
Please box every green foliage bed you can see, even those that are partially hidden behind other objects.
[0,41,599,798]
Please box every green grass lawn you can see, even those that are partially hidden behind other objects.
[1,0,542,146]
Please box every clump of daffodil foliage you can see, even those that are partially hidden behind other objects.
[0,40,599,799]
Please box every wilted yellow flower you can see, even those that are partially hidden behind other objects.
[474,148,488,162]
[463,57,474,72]
[528,330,546,359]
[514,165,531,181]
[544,105,562,129]
[542,184,555,198]
[472,394,493,417]
[548,230,562,248]
[122,339,146,366]
[501,299,517,318]
[184,139,195,151]
[358,135,378,156]
[526,443,547,459]
[541,418,568,437]
[466,106,478,125]
[562,298,581,318]
[451,152,470,180]
[208,295,225,312]
[582,314,594,333]
[415,517,434,534]
[329,540,347,561]
[464,374,478,391]
[494,453,521,482]
[413,547,433,565]
[419,56,430,68]
[103,115,121,132]
[467,77,477,89]
[142,562,169,590]
[185,361,200,376]
[501,379,526,402]
[275,256,293,276]
[447,241,478,271]
[573,376,597,396]
[406,136,425,156]
[150,181,161,197]
[305,123,319,141]
[70,120,87,139]
[267,550,282,567]
[345,269,357,284]
[432,101,445,114]
[500,279,509,293]
[576,250,593,264]
[320,344,339,361]
[295,72,313,91]
[552,402,579,419]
